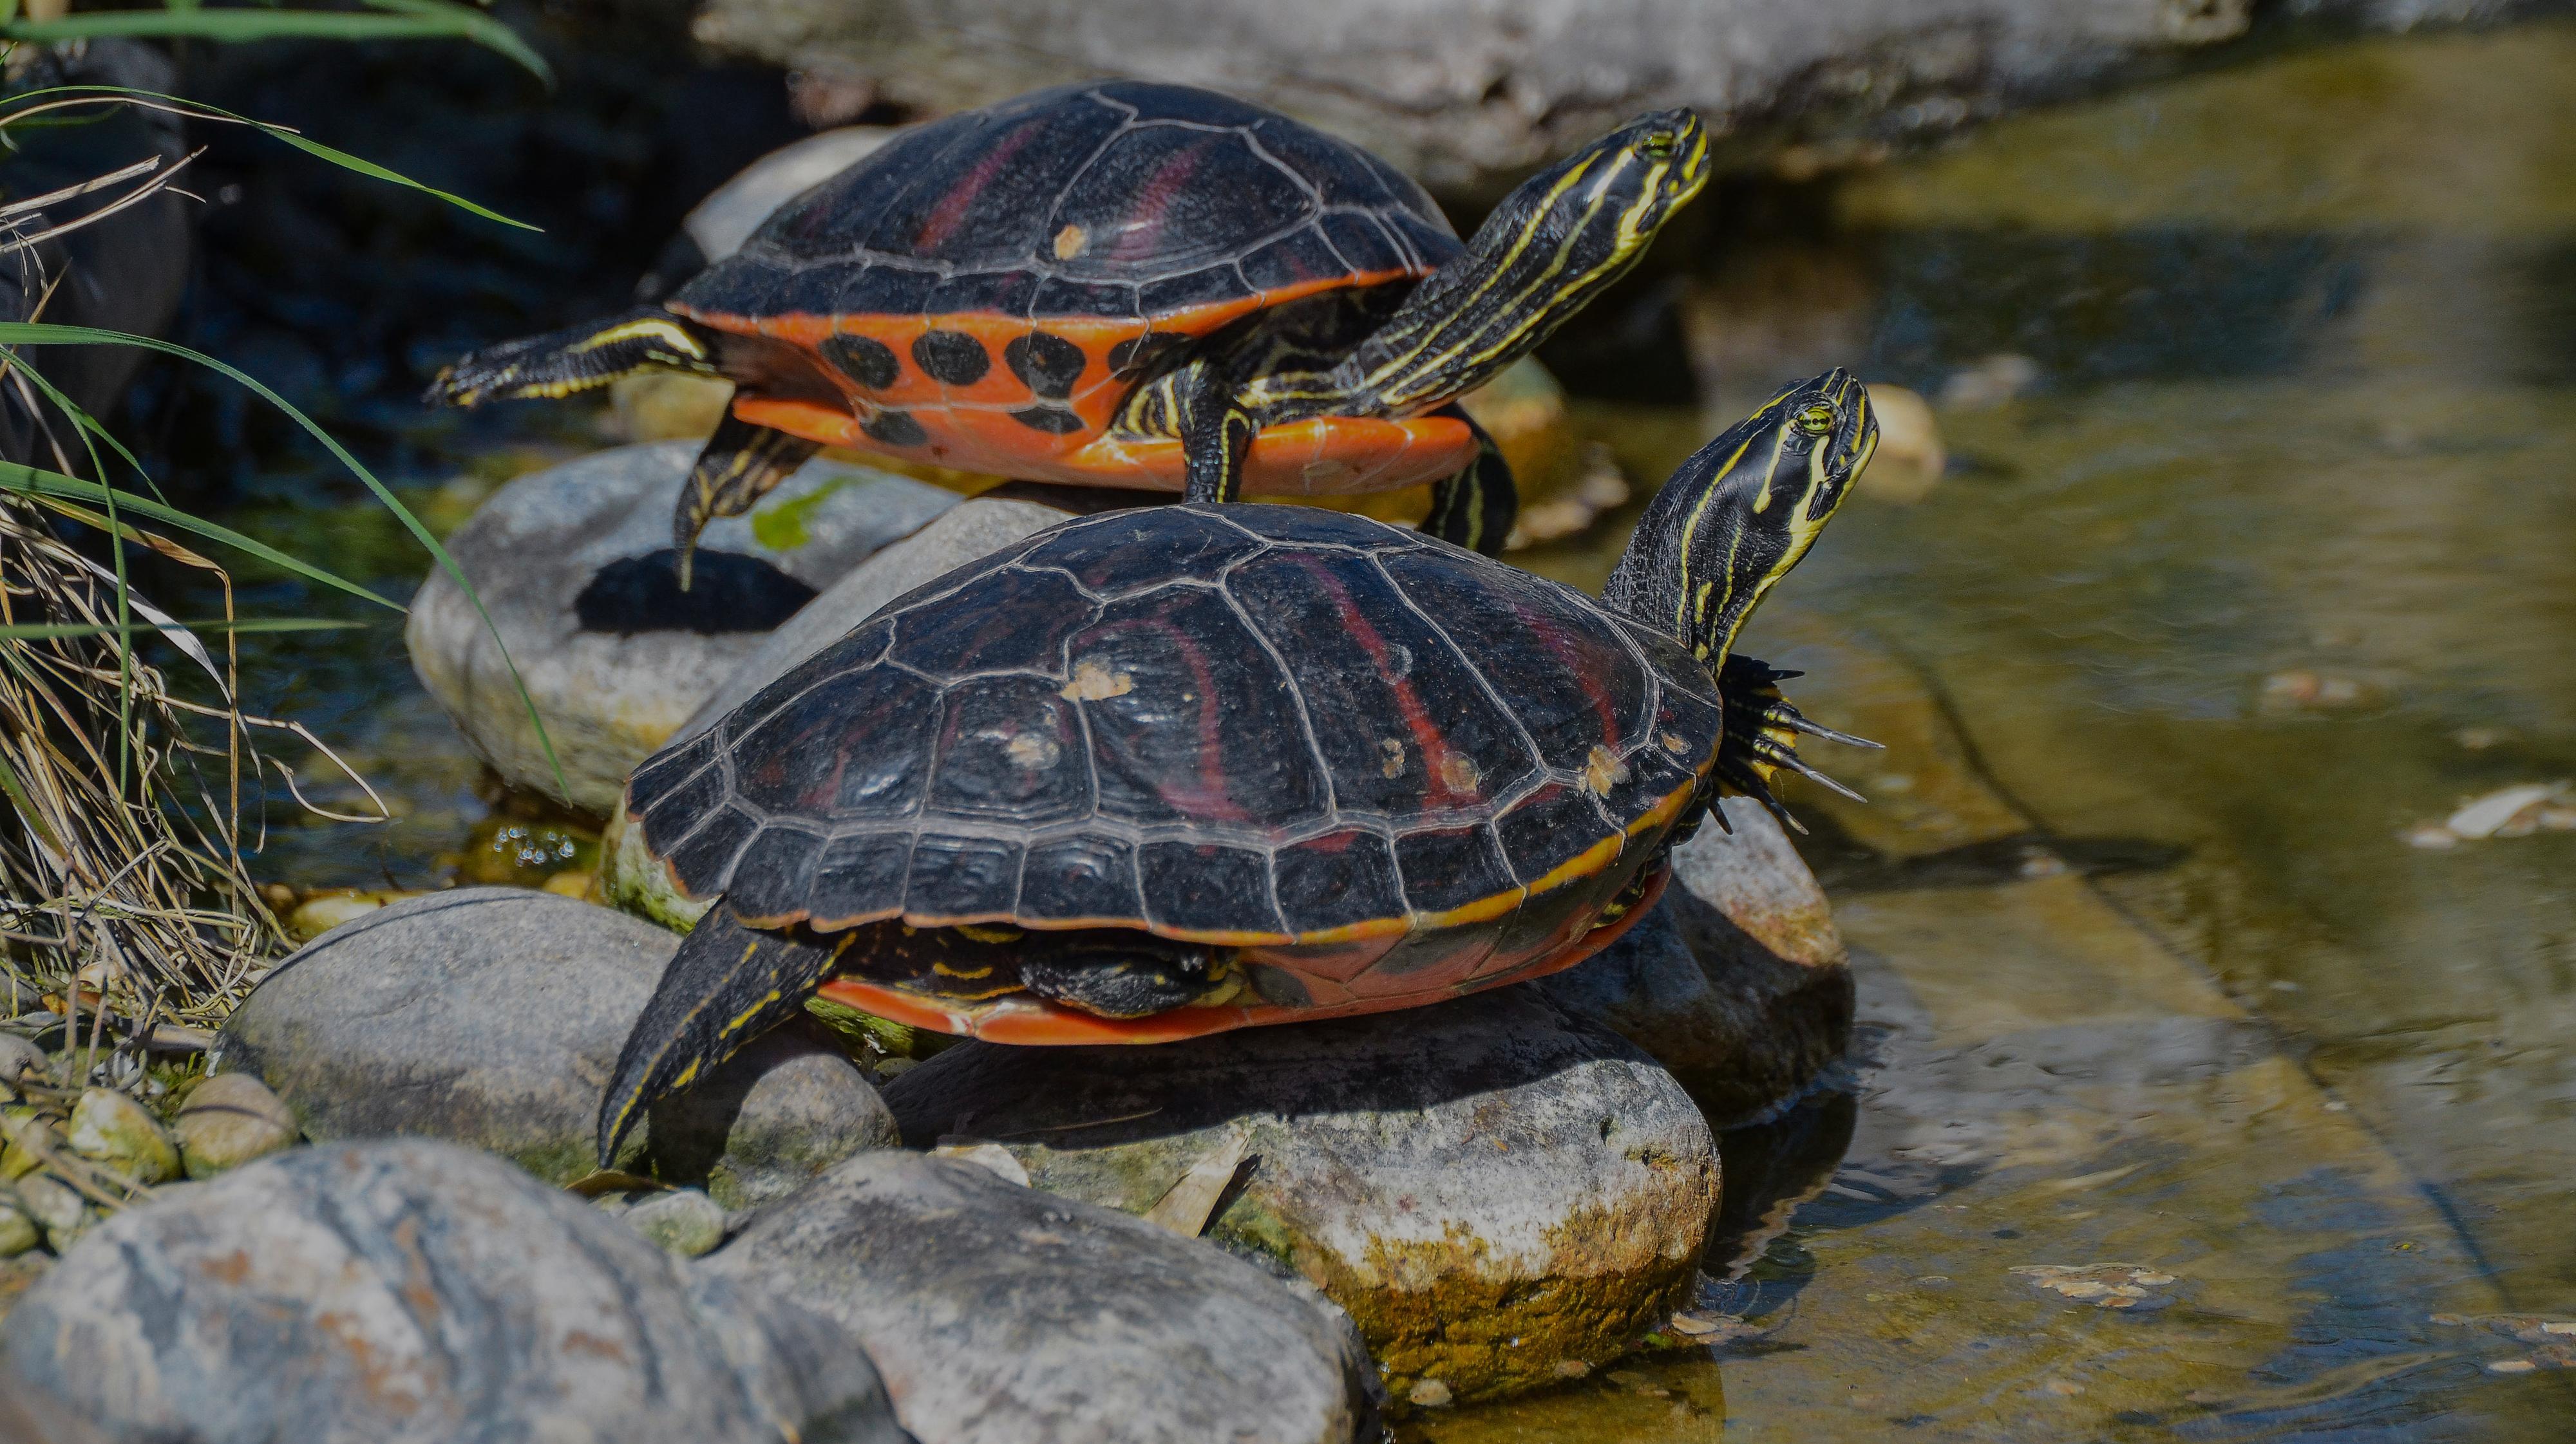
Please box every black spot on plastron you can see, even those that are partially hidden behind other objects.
[913,330,991,386]
[820,333,900,389]
[1012,406,1087,435]
[1106,332,1189,379]
[862,410,929,447]
[574,550,817,636]
[1004,332,1088,398]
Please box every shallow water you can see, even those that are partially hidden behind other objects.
[216,21,2576,1439]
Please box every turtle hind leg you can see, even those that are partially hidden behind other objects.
[1419,402,1519,556]
[596,905,840,1167]
[425,306,722,408]
[673,411,821,590]
[1712,654,1878,830]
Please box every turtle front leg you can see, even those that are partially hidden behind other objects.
[672,411,821,590]
[1175,362,1258,505]
[596,904,842,1166]
[1419,402,1519,556]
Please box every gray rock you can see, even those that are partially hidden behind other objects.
[684,0,2504,192]
[0,1139,905,1444]
[1537,797,1853,1126]
[647,1021,900,1207]
[407,442,955,810]
[65,1088,179,1185]
[625,1188,729,1257]
[880,988,1716,1405]
[213,888,893,1187]
[699,1150,1380,1443]
[175,1073,301,1178]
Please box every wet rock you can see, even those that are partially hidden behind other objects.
[64,1089,178,1185]
[174,1074,300,1179]
[880,988,1716,1405]
[407,441,955,810]
[625,1188,729,1257]
[699,1150,1381,1443]
[1539,798,1853,1125]
[213,888,893,1186]
[605,494,1077,930]
[0,1139,905,1444]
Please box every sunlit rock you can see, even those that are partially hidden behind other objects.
[880,988,1716,1407]
[407,442,954,812]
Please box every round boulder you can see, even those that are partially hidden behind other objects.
[0,1139,904,1444]
[880,988,1716,1405]
[407,442,956,811]
[1537,796,1854,1126]
[212,888,896,1190]
[697,1150,1381,1443]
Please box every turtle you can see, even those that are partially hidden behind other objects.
[594,368,1881,1163]
[427,81,1710,575]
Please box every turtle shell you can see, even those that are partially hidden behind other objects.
[625,504,1727,1017]
[667,82,1477,494]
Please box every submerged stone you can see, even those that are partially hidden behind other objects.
[698,1150,1381,1443]
[881,988,1718,1405]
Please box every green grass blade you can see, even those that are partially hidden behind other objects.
[0,321,571,799]
[0,618,365,639]
[3,5,551,84]
[0,464,401,609]
[0,85,539,230]
[0,753,59,849]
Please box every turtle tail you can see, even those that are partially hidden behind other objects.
[596,905,842,1167]
[1712,655,1879,831]
[426,306,723,408]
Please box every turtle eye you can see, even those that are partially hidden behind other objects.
[1639,131,1679,160]
[1794,402,1837,436]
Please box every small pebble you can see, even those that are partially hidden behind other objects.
[175,1074,300,1179]
[2040,1378,2085,1396]
[1939,353,2039,410]
[2488,1359,2537,1374]
[1406,1379,1454,1408]
[0,1036,43,1088]
[66,1088,180,1185]
[2259,670,2374,713]
[0,1190,40,1255]
[931,1140,1029,1188]
[622,1188,728,1257]
[2403,824,2461,850]
[1551,1358,1593,1378]
[14,1173,87,1245]
[1666,1313,1723,1337]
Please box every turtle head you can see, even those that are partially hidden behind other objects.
[1334,109,1710,412]
[1526,107,1712,274]
[1604,368,1877,668]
